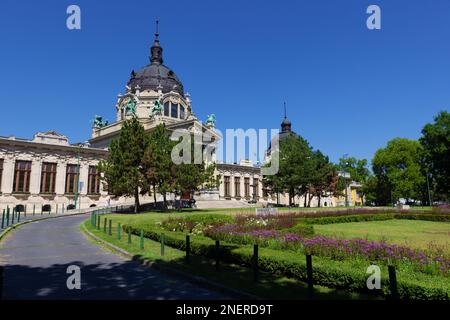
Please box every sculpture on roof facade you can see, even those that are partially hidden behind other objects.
[124,97,137,116]
[150,99,163,118]
[205,114,216,128]
[93,115,108,128]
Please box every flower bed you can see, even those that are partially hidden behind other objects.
[159,213,449,276]
[122,222,450,299]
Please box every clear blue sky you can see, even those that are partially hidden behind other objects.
[1,0,449,164]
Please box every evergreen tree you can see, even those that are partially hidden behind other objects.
[98,117,148,213]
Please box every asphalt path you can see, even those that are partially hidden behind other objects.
[0,214,227,299]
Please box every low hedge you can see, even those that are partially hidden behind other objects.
[122,224,450,300]
[301,213,450,225]
[284,223,315,237]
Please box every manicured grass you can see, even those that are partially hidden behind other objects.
[82,217,370,300]
[315,220,450,251]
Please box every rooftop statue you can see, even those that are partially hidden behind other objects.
[150,99,163,118]
[205,114,216,128]
[124,97,137,116]
[93,115,108,128]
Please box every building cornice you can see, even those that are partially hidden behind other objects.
[0,137,109,157]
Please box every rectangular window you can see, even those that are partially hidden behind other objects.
[224,176,230,197]
[164,102,170,116]
[171,103,178,118]
[13,160,32,193]
[244,177,250,198]
[88,166,100,194]
[65,164,79,194]
[0,159,3,193]
[180,105,185,119]
[40,162,57,193]
[234,177,240,198]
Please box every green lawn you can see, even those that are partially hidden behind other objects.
[315,220,450,251]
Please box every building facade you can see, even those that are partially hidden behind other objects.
[0,29,362,212]
[0,131,109,213]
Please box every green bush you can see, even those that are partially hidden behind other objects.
[301,213,450,225]
[284,223,315,237]
[161,213,233,233]
[394,214,450,222]
[302,214,395,225]
[122,223,450,300]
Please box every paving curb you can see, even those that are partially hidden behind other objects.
[81,222,259,300]
[0,212,88,243]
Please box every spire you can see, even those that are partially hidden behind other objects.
[150,19,163,65]
[281,102,292,133]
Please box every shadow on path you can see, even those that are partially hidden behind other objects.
[2,260,225,300]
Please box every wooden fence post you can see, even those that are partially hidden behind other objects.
[215,240,220,271]
[388,265,399,300]
[253,244,259,282]
[306,254,314,298]
[186,235,190,262]
[160,233,165,256]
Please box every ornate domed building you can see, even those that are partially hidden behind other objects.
[0,26,346,212]
[89,27,216,151]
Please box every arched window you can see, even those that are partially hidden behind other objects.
[164,102,170,116]
[42,204,51,212]
[171,103,178,118]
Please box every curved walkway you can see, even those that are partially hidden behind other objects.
[0,214,226,299]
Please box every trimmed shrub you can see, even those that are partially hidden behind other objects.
[301,213,450,225]
[122,223,450,300]
[284,223,315,237]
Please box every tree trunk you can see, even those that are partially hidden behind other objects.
[134,186,140,213]
[153,184,157,204]
[276,192,279,205]
[303,193,307,207]
[307,193,313,207]
[318,194,321,207]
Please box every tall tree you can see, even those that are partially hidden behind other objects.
[263,134,314,206]
[141,124,176,206]
[372,138,425,204]
[419,111,450,202]
[309,150,338,207]
[171,133,217,210]
[98,118,148,213]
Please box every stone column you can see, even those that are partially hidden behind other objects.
[55,161,66,196]
[230,173,235,199]
[1,155,15,194]
[29,159,42,196]
[218,174,225,198]
[78,162,89,195]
